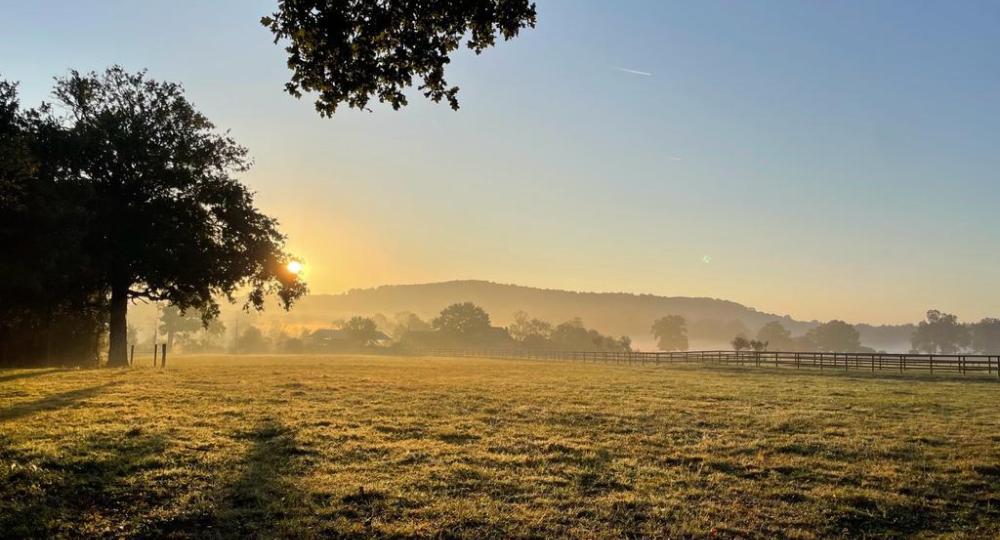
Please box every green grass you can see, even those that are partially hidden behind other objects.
[1,355,998,539]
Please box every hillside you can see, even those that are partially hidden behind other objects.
[271,281,913,351]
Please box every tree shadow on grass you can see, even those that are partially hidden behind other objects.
[147,418,316,538]
[0,382,117,422]
[0,368,65,384]
[0,430,168,538]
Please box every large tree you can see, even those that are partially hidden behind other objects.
[261,0,537,116]
[806,320,862,352]
[342,316,381,347]
[911,310,970,354]
[53,67,307,366]
[971,318,1000,354]
[432,302,491,336]
[756,321,795,351]
[651,315,689,351]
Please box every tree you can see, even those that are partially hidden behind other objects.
[261,0,537,116]
[971,318,1000,354]
[508,311,552,342]
[911,310,970,354]
[433,302,491,336]
[756,321,795,350]
[52,67,306,366]
[233,326,270,354]
[749,339,768,352]
[392,311,432,340]
[731,336,750,352]
[0,79,106,367]
[159,305,205,351]
[343,316,380,347]
[651,315,688,351]
[807,320,862,352]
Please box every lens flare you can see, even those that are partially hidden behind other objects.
[286,260,303,275]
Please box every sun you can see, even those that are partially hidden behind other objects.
[286,260,303,275]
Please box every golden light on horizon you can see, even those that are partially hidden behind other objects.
[287,260,303,275]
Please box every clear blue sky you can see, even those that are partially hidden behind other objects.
[3,1,999,324]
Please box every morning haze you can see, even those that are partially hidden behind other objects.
[4,1,998,325]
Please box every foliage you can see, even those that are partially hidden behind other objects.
[261,0,537,116]
[342,316,380,347]
[233,326,270,354]
[756,321,795,351]
[805,320,863,353]
[507,311,552,342]
[0,78,104,367]
[549,318,628,352]
[971,318,1000,354]
[158,306,205,350]
[731,336,750,352]
[49,67,306,365]
[651,315,689,351]
[911,310,971,354]
[749,339,768,352]
[432,302,492,336]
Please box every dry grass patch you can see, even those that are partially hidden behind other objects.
[1,355,998,538]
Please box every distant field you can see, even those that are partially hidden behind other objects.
[1,355,998,538]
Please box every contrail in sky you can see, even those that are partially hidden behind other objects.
[615,67,652,77]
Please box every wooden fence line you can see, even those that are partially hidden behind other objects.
[420,348,1000,378]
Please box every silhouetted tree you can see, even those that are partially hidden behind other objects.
[911,310,970,354]
[549,318,626,352]
[52,67,306,366]
[159,305,204,351]
[508,311,552,342]
[806,320,862,352]
[433,302,491,336]
[731,336,750,352]
[262,0,537,116]
[233,326,270,354]
[749,339,768,352]
[971,318,1000,354]
[651,315,688,351]
[392,311,432,340]
[756,321,794,350]
[0,79,105,367]
[343,316,380,347]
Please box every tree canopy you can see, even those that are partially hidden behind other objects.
[805,320,862,353]
[261,0,537,116]
[651,315,689,351]
[343,316,381,347]
[433,302,492,336]
[911,310,971,354]
[4,67,307,366]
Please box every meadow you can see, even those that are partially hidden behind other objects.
[1,355,998,539]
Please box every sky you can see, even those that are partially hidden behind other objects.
[3,1,999,325]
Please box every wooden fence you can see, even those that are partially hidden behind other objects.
[421,348,1000,378]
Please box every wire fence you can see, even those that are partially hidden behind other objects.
[420,348,1000,378]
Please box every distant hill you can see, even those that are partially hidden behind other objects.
[270,280,914,351]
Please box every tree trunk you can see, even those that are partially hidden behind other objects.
[107,282,129,367]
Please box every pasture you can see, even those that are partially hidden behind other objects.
[1,355,998,538]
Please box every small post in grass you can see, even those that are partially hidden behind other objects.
[129,344,135,366]
[153,343,158,366]
[161,343,167,368]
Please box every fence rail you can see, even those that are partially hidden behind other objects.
[420,348,1000,378]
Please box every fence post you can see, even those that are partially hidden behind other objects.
[161,343,167,368]
[929,355,934,374]
[129,344,135,366]
[153,344,158,366]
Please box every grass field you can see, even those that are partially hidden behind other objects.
[1,355,998,539]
